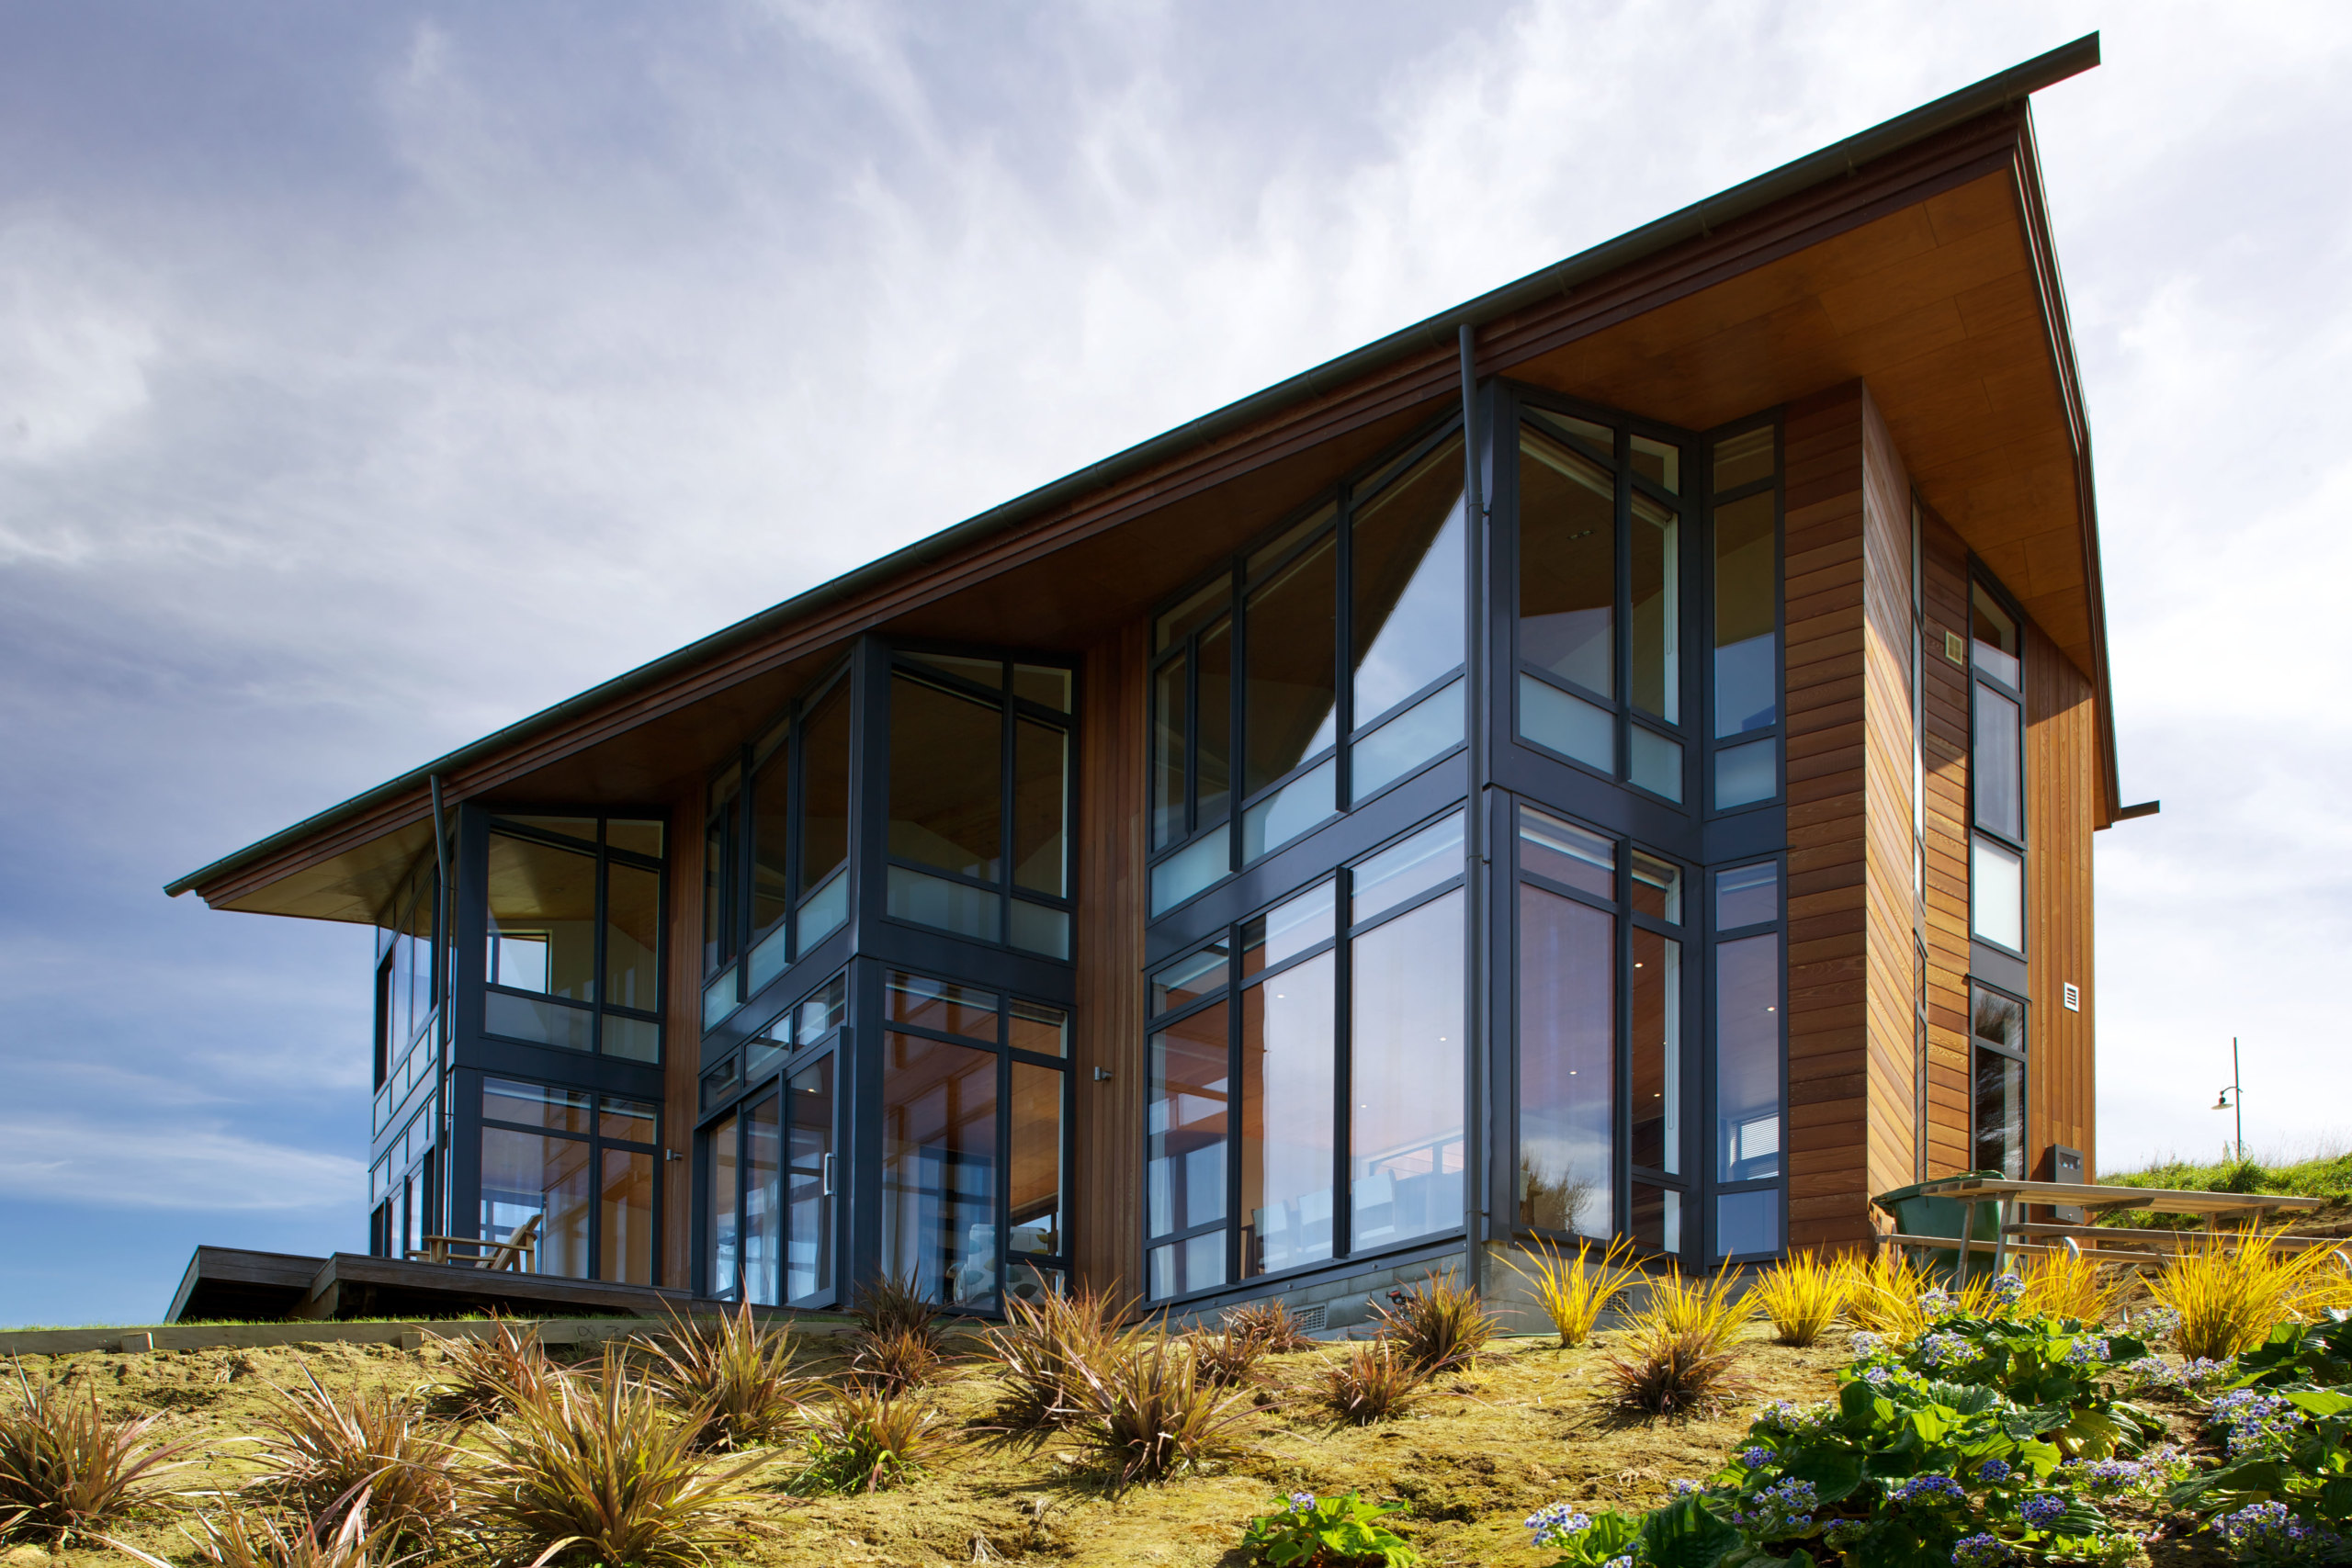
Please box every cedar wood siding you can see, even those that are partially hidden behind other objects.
[1918,511,1976,1177]
[1860,392,1921,1209]
[2025,619,2097,1178]
[1781,381,1871,1251]
[1072,622,1148,1295]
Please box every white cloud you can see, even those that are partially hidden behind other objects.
[0,218,156,478]
[0,1119,361,1213]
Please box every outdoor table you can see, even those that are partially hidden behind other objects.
[1883,1177,2329,1277]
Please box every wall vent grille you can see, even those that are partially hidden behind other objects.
[1293,1304,1328,1332]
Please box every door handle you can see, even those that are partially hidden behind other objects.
[821,1153,836,1198]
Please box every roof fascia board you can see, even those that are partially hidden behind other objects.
[169,33,2101,908]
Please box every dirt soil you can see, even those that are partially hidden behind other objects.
[0,1325,2256,1567]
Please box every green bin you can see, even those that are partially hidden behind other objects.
[1871,1170,2008,1282]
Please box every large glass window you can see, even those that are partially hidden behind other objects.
[885,655,1077,959]
[1713,859,1782,1258]
[703,671,853,1029]
[1710,423,1779,809]
[1513,807,1688,1251]
[373,855,445,1123]
[1970,985,2028,1178]
[483,817,665,1063]
[1515,407,1695,804]
[1969,581,2028,953]
[1351,886,1464,1250]
[1148,431,1467,917]
[481,1077,660,1284]
[875,970,1069,1311]
[701,968,847,1305]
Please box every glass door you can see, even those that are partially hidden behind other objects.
[784,1052,837,1308]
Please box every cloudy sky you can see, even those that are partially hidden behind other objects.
[3,1,2348,1325]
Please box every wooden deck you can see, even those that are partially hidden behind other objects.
[169,1246,714,1324]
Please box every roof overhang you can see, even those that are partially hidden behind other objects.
[171,34,2115,922]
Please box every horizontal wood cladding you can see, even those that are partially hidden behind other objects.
[2026,618,2097,1179]
[1918,511,1976,1177]
[1071,622,1148,1294]
[1860,390,1921,1216]
[1781,381,1872,1253]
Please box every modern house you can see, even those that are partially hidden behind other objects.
[165,37,2147,1327]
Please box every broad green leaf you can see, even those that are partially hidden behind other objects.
[1639,1495,1743,1568]
[1779,1449,1864,1502]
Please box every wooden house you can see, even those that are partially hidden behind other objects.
[166,37,2148,1327]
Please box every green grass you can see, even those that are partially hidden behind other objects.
[2098,1142,2352,1227]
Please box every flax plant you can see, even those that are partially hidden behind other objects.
[184,1493,413,1568]
[638,1301,812,1451]
[419,1315,552,1423]
[1064,1331,1257,1488]
[463,1344,767,1568]
[977,1287,1147,1438]
[1838,1249,1941,1343]
[1643,1261,1758,1350]
[787,1387,953,1495]
[1748,1250,1850,1347]
[0,1360,193,1549]
[243,1368,457,1548]
[1368,1270,1499,1375]
[1320,1339,1428,1426]
[1505,1236,1645,1348]
[1217,1300,1316,1354]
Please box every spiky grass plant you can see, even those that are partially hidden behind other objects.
[1504,1235,1645,1348]
[1749,1250,1849,1347]
[462,1344,767,1568]
[1368,1269,1498,1375]
[1185,1327,1272,1390]
[845,1326,944,1394]
[850,1272,945,1351]
[786,1387,952,1495]
[1065,1331,1256,1488]
[243,1368,456,1548]
[420,1315,552,1423]
[2018,1250,2124,1325]
[0,1360,192,1548]
[1838,1249,1941,1343]
[638,1301,812,1451]
[1642,1262,1758,1348]
[184,1494,408,1568]
[978,1287,1142,1438]
[1319,1339,1428,1426]
[1217,1300,1316,1354]
[2150,1232,2352,1362]
[1600,1324,1752,1418]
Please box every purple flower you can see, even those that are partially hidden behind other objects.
[1286,1491,1316,1514]
[2019,1494,2066,1529]
[1951,1533,2013,1567]
[1737,1445,1774,1469]
[1973,1459,2012,1483]
[1893,1474,1968,1506]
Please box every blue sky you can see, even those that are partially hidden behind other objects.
[3,1,2349,1326]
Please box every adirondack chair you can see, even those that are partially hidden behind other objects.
[407,1213,540,1273]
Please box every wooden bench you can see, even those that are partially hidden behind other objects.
[407,1214,540,1273]
[1880,1179,2330,1276]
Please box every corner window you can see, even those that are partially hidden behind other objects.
[483,816,666,1063]
[703,671,853,1029]
[479,1077,661,1284]
[1513,407,1697,805]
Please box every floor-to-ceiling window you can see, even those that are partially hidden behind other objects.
[477,1077,661,1283]
[1145,810,1463,1304]
[1969,581,2027,955]
[1148,430,1468,917]
[1970,984,2027,1178]
[703,971,846,1305]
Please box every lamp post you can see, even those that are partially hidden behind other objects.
[2211,1036,2244,1164]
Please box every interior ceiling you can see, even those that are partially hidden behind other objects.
[214,164,2098,927]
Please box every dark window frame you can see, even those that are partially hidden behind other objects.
[1966,979,2030,1179]
[1144,415,1472,918]
[1704,852,1789,1264]
[477,813,670,1064]
[1505,797,1697,1264]
[1141,806,1468,1308]
[1700,413,1785,817]
[477,1072,663,1287]
[1966,567,2030,960]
